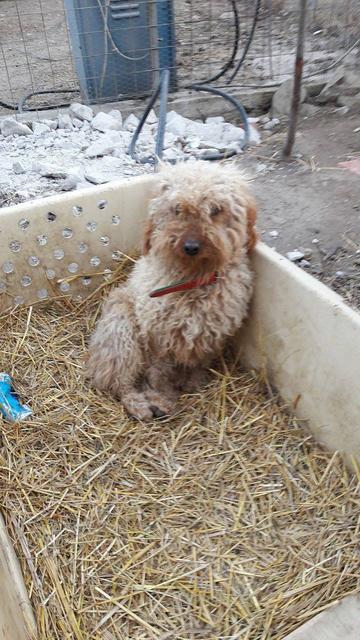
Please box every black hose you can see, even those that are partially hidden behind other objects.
[0,99,18,111]
[129,71,250,164]
[0,89,79,113]
[18,89,79,113]
[195,0,240,85]
[227,0,262,84]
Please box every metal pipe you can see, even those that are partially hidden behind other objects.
[282,0,307,161]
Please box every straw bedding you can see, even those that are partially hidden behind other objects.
[0,257,359,640]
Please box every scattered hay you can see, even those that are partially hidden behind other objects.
[0,257,359,640]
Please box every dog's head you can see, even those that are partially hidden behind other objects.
[143,161,257,277]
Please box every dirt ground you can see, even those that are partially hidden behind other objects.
[240,108,360,309]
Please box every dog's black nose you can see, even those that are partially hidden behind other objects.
[183,240,200,256]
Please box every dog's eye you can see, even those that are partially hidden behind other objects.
[210,204,221,217]
[174,204,181,216]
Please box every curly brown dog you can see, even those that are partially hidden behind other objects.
[87,161,257,420]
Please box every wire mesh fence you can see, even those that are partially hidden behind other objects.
[0,0,359,115]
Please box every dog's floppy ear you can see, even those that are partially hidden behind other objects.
[142,216,154,255]
[246,196,257,254]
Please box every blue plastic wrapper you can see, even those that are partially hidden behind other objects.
[0,373,32,422]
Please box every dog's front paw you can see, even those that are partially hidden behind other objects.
[122,391,173,421]
[144,390,174,419]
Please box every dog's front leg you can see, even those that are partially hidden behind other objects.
[144,362,179,417]
[87,288,156,420]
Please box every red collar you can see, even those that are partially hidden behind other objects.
[149,271,219,298]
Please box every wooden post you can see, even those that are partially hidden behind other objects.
[282,0,307,160]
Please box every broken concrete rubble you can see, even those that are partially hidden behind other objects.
[0,104,262,206]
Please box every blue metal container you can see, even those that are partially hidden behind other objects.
[64,0,176,102]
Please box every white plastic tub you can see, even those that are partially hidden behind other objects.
[0,175,359,639]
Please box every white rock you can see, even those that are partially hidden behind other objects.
[15,138,27,149]
[85,133,122,157]
[195,148,220,158]
[17,189,30,199]
[1,117,32,137]
[84,169,109,185]
[147,109,158,125]
[32,161,68,179]
[163,132,178,149]
[189,120,224,141]
[124,114,140,131]
[78,140,90,152]
[184,136,201,150]
[221,122,246,146]
[312,238,319,244]
[72,117,83,128]
[60,175,78,191]
[70,102,94,122]
[263,117,280,130]
[92,111,123,132]
[248,124,261,145]
[223,142,243,154]
[60,167,85,191]
[113,146,131,159]
[57,114,73,130]
[166,111,188,137]
[57,128,70,137]
[259,114,270,124]
[41,118,57,130]
[272,78,307,116]
[42,139,53,149]
[167,111,221,141]
[163,148,180,162]
[13,160,25,174]
[286,250,305,262]
[107,109,123,125]
[32,122,51,136]
[205,116,225,124]
[135,126,154,146]
[269,230,279,238]
[198,138,227,151]
[53,138,75,150]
